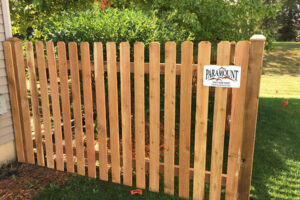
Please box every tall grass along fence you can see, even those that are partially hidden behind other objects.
[3,35,265,200]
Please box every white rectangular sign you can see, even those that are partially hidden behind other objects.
[203,65,241,88]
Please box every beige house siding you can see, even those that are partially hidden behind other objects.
[0,0,15,164]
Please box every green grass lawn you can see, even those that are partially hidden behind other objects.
[251,42,300,199]
[261,42,300,99]
[250,98,300,199]
[33,42,300,200]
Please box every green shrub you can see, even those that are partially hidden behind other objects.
[9,0,94,38]
[41,6,192,60]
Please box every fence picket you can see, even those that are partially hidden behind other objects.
[120,42,133,186]
[107,42,121,183]
[57,42,74,173]
[69,42,85,175]
[26,43,43,167]
[36,41,54,169]
[80,42,96,178]
[134,42,146,189]
[193,41,211,200]
[149,42,160,192]
[209,41,230,200]
[46,42,64,171]
[94,42,109,181]
[179,41,194,199]
[163,42,176,194]
[225,41,236,132]
[14,41,34,165]
[225,41,250,199]
[3,42,26,163]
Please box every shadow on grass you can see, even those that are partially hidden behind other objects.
[250,97,300,200]
[262,42,300,76]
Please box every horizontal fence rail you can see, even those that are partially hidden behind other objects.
[4,37,265,200]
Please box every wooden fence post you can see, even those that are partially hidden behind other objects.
[238,35,266,199]
[11,39,35,164]
[7,38,35,164]
[3,41,26,163]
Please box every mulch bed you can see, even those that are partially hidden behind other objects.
[0,163,69,200]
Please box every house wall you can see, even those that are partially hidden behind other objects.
[0,0,16,165]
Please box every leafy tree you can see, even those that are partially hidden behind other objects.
[111,0,279,49]
[277,0,300,40]
[260,0,282,42]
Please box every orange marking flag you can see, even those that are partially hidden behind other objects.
[131,189,143,195]
[282,100,288,108]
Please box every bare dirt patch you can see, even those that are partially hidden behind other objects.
[0,163,69,200]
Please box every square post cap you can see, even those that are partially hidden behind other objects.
[250,35,266,41]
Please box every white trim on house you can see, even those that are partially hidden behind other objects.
[0,0,16,164]
[1,0,12,39]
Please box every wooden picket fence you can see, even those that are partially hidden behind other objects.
[3,35,265,200]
